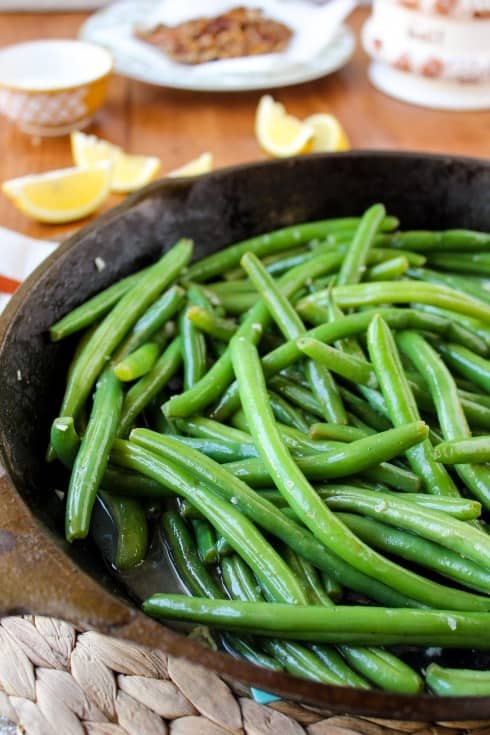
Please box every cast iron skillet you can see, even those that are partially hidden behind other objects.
[1,152,490,720]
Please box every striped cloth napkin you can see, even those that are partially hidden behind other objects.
[0,228,56,313]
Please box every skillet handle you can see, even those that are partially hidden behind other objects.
[0,473,132,628]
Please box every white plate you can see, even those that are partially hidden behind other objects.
[369,60,490,111]
[79,0,356,92]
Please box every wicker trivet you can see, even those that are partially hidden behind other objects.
[0,616,489,735]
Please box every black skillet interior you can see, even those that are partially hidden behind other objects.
[1,151,490,700]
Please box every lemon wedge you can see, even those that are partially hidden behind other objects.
[71,131,161,193]
[255,95,314,158]
[2,162,112,223]
[168,152,214,178]
[304,113,350,152]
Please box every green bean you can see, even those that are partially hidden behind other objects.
[339,513,490,594]
[191,519,218,565]
[186,306,237,342]
[66,369,123,541]
[298,338,377,388]
[434,436,490,465]
[111,440,306,605]
[114,342,160,382]
[128,430,436,609]
[177,435,258,461]
[229,336,490,610]
[309,423,368,442]
[222,421,428,486]
[408,267,490,305]
[143,596,490,647]
[427,252,490,277]
[185,217,398,283]
[176,416,250,444]
[118,336,182,437]
[299,282,490,323]
[167,249,361,420]
[179,304,206,390]
[163,512,281,671]
[341,647,422,695]
[308,645,370,689]
[390,229,490,252]
[397,331,490,509]
[50,417,81,468]
[242,251,346,424]
[211,308,461,423]
[49,267,150,342]
[337,204,386,286]
[216,535,234,557]
[309,486,490,565]
[425,663,490,696]
[269,391,310,433]
[436,342,490,394]
[56,239,192,431]
[259,486,481,521]
[122,285,185,354]
[320,571,343,603]
[365,256,410,282]
[232,411,420,492]
[92,491,148,570]
[221,556,357,688]
[366,316,459,497]
[220,634,283,672]
[414,304,490,354]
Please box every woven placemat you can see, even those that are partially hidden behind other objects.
[1,616,490,735]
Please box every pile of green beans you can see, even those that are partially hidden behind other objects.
[49,211,490,697]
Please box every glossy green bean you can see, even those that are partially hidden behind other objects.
[216,535,233,557]
[111,440,307,605]
[192,519,218,564]
[118,336,182,437]
[164,250,342,419]
[221,634,283,672]
[339,513,490,594]
[427,252,490,277]
[365,256,409,282]
[122,285,185,354]
[229,336,490,610]
[56,239,192,431]
[436,342,490,394]
[434,436,490,465]
[222,421,428,486]
[310,487,490,566]
[299,282,490,323]
[49,267,150,342]
[143,596,490,647]
[425,663,490,696]
[390,230,490,252]
[186,305,237,341]
[366,316,459,497]
[397,331,490,509]
[128,430,440,609]
[221,555,362,688]
[269,391,310,433]
[50,416,81,468]
[173,435,258,462]
[114,342,160,382]
[298,338,377,388]
[241,251,346,423]
[180,303,206,390]
[185,217,399,283]
[337,204,386,285]
[408,267,490,305]
[210,308,460,423]
[93,491,148,570]
[259,486,481,520]
[309,423,368,442]
[66,369,123,541]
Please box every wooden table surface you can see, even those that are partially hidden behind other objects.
[0,7,489,241]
